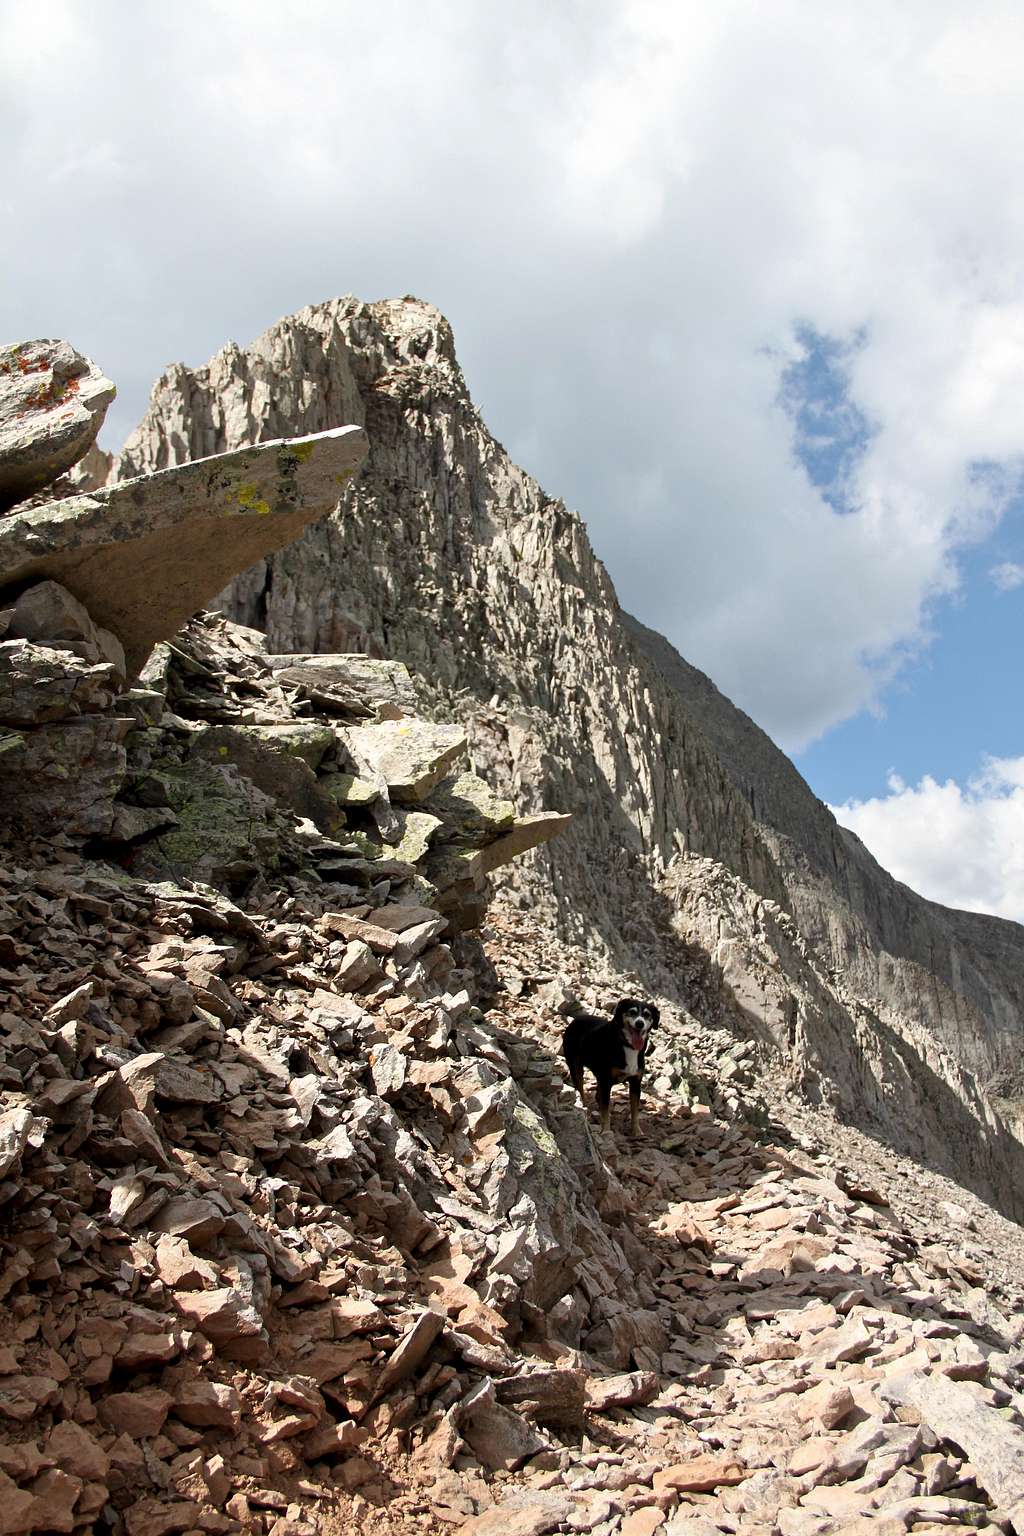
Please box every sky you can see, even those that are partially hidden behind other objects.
[4,0,1024,918]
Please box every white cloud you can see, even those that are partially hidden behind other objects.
[990,561,1024,591]
[831,759,1024,921]
[3,2,1024,750]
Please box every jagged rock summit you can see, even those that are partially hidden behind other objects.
[111,295,1024,1227]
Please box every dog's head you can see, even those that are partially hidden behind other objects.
[614,997,659,1053]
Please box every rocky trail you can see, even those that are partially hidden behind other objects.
[4,800,1024,1536]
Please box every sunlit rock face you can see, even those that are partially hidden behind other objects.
[112,296,1024,1219]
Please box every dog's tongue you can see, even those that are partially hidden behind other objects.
[628,1026,646,1051]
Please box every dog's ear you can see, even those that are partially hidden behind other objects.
[647,1003,660,1029]
[612,998,631,1023]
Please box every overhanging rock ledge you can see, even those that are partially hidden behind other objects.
[0,424,368,677]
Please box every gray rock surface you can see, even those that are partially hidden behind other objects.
[0,340,115,511]
[109,296,1024,1221]
[0,424,367,677]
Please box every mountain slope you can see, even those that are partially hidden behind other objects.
[111,296,1024,1220]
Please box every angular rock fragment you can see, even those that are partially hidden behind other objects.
[99,1387,174,1437]
[171,1284,266,1356]
[495,1364,586,1426]
[477,813,573,873]
[342,719,467,802]
[0,639,120,725]
[0,713,129,836]
[46,1420,109,1481]
[456,1379,550,1471]
[167,1377,242,1431]
[4,578,126,674]
[0,1107,33,1179]
[372,1307,444,1401]
[585,1370,660,1411]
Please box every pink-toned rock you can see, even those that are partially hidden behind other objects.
[99,1388,173,1437]
[171,1285,264,1348]
[329,1295,384,1337]
[653,1454,747,1494]
[621,1511,665,1536]
[16,1468,82,1535]
[150,1197,225,1247]
[787,1437,835,1477]
[0,1469,35,1535]
[296,1339,373,1384]
[454,1495,575,1536]
[123,1498,202,1536]
[168,1378,241,1431]
[46,1420,109,1480]
[154,1235,218,1291]
[586,1371,660,1411]
[0,1373,61,1422]
[116,1328,181,1371]
[373,1308,444,1399]
[795,1380,856,1430]
[260,1412,316,1443]
[303,1419,368,1458]
[457,1380,549,1471]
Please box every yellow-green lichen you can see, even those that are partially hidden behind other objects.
[229,481,272,515]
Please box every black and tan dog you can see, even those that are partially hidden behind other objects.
[562,997,660,1136]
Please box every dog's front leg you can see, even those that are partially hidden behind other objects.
[628,1076,641,1138]
[596,1073,613,1132]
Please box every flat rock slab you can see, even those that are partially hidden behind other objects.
[0,339,115,510]
[479,811,573,873]
[267,653,418,719]
[0,425,367,676]
[454,1494,577,1536]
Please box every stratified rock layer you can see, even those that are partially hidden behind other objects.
[111,296,1024,1222]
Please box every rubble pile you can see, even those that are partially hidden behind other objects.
[4,839,1024,1536]
[3,336,1024,1536]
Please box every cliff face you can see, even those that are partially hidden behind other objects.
[112,296,1024,1219]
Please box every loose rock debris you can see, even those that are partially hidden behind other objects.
[3,815,1024,1535]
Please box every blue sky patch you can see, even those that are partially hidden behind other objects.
[779,324,875,515]
[798,529,1024,803]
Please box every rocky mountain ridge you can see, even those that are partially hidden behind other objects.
[3,329,1024,1536]
[109,297,1024,1223]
